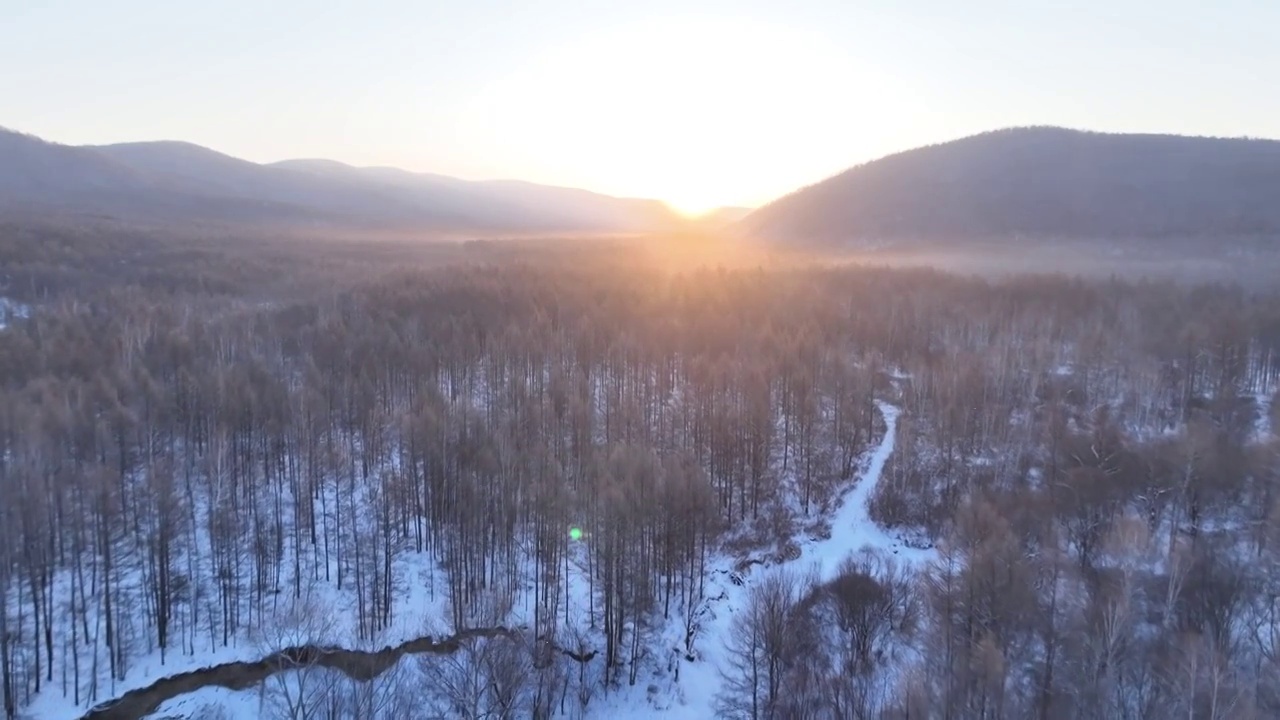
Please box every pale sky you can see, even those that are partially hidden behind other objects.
[4,0,1278,213]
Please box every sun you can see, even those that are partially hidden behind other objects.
[463,16,907,211]
[664,198,720,219]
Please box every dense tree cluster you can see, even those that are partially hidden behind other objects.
[0,254,884,716]
[1,234,1278,718]
[702,270,1280,719]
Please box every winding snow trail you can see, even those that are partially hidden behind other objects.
[662,399,933,718]
[802,400,935,577]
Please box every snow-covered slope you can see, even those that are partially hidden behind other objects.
[124,399,926,720]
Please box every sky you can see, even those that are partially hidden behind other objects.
[3,0,1278,214]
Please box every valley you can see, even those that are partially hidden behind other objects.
[2,234,1278,718]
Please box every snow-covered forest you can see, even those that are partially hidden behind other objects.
[2,234,1279,719]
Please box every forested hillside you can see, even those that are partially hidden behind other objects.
[1,227,1279,719]
[0,128,681,235]
[742,127,1280,244]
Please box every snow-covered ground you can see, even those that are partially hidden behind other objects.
[151,685,265,719]
[650,399,934,718]
[800,402,935,576]
[31,400,923,719]
[22,547,451,720]
[1256,390,1275,441]
[0,296,31,329]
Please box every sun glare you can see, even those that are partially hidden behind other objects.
[664,199,719,219]
[464,17,913,210]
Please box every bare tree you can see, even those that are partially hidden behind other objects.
[418,634,532,720]
[256,596,333,720]
[716,567,805,719]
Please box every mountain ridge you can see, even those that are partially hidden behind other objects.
[740,126,1280,244]
[0,127,683,235]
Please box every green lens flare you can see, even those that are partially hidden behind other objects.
[569,527,583,541]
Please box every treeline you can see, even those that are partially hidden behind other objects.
[1,244,1279,718]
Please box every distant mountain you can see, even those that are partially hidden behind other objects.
[0,129,321,224]
[0,127,682,234]
[90,140,465,227]
[0,129,146,199]
[268,159,679,233]
[741,127,1280,244]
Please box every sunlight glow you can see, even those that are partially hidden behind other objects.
[664,199,720,219]
[464,16,920,210]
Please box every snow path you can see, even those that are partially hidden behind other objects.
[801,401,935,577]
[659,399,932,718]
